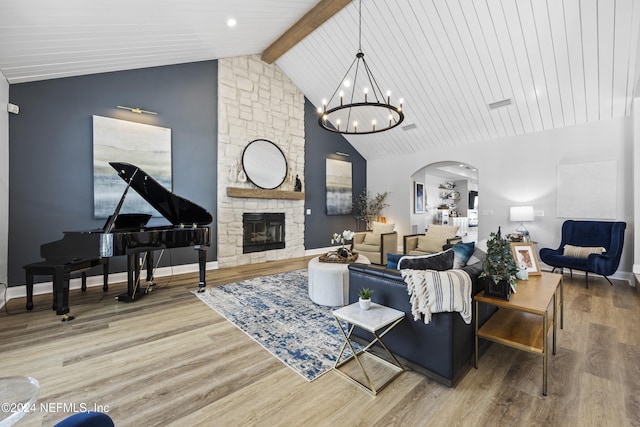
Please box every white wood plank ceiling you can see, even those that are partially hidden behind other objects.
[1,0,639,160]
[277,0,640,159]
[0,0,319,83]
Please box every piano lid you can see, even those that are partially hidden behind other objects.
[110,162,213,226]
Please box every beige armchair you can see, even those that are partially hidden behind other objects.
[403,224,461,255]
[352,222,398,265]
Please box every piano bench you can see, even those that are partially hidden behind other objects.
[24,258,108,317]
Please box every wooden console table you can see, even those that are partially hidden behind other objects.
[474,272,563,396]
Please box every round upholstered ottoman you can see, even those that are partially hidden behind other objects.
[308,255,370,306]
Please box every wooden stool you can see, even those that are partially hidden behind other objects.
[24,258,109,321]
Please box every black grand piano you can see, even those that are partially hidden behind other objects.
[25,161,212,320]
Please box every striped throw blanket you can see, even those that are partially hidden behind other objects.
[400,269,472,324]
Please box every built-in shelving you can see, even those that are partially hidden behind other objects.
[226,187,305,200]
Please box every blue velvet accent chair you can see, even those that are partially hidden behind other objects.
[53,412,114,427]
[539,220,626,287]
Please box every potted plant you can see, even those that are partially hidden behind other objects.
[479,227,518,300]
[331,230,355,258]
[358,288,374,310]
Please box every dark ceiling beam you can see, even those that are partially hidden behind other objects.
[261,0,351,64]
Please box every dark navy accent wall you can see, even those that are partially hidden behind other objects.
[8,61,218,285]
[303,98,366,249]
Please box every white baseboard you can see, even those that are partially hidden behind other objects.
[540,267,634,287]
[4,261,219,303]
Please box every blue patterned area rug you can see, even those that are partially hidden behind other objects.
[194,269,359,382]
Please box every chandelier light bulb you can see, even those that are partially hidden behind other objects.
[343,80,351,87]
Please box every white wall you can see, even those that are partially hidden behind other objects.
[0,72,8,287]
[368,115,634,281]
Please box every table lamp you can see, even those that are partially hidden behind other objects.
[510,206,534,242]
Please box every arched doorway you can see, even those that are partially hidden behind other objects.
[410,161,479,242]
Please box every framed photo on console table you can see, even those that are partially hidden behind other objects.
[510,242,541,275]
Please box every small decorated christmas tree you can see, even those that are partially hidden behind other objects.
[480,227,518,285]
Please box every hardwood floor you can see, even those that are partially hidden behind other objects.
[2,258,639,426]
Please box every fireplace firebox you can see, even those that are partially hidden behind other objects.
[243,213,285,254]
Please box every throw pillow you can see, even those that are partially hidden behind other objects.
[425,224,458,239]
[452,241,475,269]
[416,235,447,253]
[387,253,404,269]
[363,232,381,246]
[563,244,606,258]
[467,239,487,265]
[371,221,395,234]
[398,249,454,271]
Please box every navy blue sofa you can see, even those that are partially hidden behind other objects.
[347,259,495,386]
[539,220,626,287]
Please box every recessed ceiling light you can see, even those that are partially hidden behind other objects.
[227,18,237,27]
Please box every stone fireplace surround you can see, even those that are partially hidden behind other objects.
[217,55,305,268]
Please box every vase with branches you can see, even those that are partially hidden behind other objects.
[353,190,389,230]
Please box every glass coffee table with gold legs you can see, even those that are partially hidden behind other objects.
[332,302,405,395]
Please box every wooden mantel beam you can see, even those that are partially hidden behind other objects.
[261,0,351,64]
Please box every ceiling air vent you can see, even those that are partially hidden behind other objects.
[402,123,417,131]
[488,98,512,110]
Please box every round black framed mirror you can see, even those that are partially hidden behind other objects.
[241,139,288,189]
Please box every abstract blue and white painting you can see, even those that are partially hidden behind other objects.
[326,158,352,215]
[93,115,171,218]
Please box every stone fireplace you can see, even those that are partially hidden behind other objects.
[217,55,305,267]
